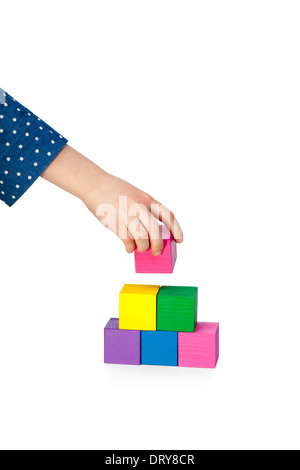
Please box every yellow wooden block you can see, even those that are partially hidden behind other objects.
[119,284,160,331]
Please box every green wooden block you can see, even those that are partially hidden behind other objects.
[157,286,198,333]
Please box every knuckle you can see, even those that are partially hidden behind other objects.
[141,193,152,207]
[136,232,148,242]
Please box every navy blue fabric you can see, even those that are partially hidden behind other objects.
[0,89,68,207]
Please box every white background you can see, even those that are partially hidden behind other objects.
[0,0,300,451]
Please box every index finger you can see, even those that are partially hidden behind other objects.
[150,201,184,243]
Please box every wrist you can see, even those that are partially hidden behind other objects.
[81,167,106,211]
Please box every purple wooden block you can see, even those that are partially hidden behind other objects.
[104,318,141,365]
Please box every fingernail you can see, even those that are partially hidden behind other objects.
[153,250,162,257]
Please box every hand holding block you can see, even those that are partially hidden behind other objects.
[119,284,160,331]
[134,226,177,273]
[178,322,219,369]
[157,286,198,332]
[141,330,178,366]
[104,318,141,365]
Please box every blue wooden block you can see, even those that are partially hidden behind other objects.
[141,331,178,366]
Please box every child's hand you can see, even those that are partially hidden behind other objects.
[84,170,183,255]
[42,146,183,255]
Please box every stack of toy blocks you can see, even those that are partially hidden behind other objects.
[104,284,219,368]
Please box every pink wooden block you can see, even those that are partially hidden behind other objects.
[178,322,219,369]
[134,226,177,274]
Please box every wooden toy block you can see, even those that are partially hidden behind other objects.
[134,225,177,273]
[119,284,160,331]
[178,322,219,369]
[104,318,141,365]
[141,330,178,366]
[157,286,198,332]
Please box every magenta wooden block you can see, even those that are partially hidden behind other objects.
[134,226,177,273]
[104,318,141,365]
[178,322,219,369]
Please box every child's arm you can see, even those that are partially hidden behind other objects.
[42,145,183,255]
[0,89,183,255]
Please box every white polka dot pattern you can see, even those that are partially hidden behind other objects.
[0,89,68,207]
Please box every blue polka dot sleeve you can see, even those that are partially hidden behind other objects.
[0,89,68,207]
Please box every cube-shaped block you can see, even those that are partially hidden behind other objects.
[157,286,198,332]
[141,330,178,366]
[104,318,141,365]
[178,322,219,369]
[134,226,177,273]
[119,284,160,331]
